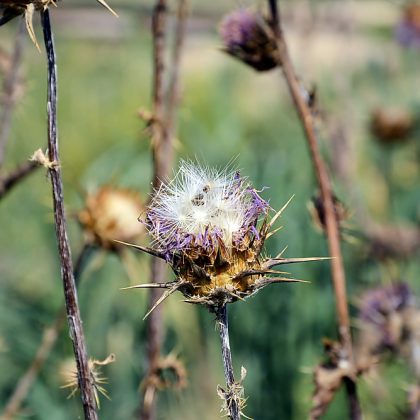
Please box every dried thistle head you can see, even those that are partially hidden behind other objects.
[78,186,145,251]
[357,282,413,353]
[122,161,322,314]
[60,354,116,409]
[370,107,414,145]
[219,9,278,71]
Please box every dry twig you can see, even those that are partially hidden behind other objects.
[267,1,361,418]
[41,9,98,419]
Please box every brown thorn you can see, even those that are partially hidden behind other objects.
[142,281,184,321]
[120,282,174,290]
[113,240,166,260]
[264,256,331,269]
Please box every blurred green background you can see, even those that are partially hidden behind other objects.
[0,1,419,419]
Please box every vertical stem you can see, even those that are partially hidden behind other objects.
[40,10,98,420]
[141,2,169,419]
[0,19,26,166]
[267,1,361,418]
[216,305,240,420]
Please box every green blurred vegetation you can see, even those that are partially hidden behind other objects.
[0,1,419,419]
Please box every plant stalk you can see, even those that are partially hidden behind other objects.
[141,1,169,419]
[267,1,361,418]
[41,10,98,420]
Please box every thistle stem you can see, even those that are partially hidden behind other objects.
[41,10,98,419]
[267,1,361,418]
[216,305,241,420]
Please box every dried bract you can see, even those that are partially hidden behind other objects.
[123,161,323,313]
[219,9,278,71]
[78,186,144,251]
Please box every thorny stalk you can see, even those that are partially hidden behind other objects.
[0,19,25,166]
[41,10,98,420]
[267,1,361,418]
[1,245,94,420]
[216,305,241,420]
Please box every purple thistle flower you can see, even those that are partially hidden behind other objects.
[219,9,278,71]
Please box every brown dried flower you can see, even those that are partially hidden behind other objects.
[370,107,414,145]
[77,186,144,251]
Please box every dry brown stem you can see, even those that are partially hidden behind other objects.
[141,1,187,418]
[41,10,98,419]
[267,1,360,418]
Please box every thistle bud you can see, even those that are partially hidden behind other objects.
[78,186,144,251]
[124,161,322,313]
[219,9,279,72]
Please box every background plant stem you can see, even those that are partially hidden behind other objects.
[141,1,169,419]
[41,10,98,420]
[267,1,361,418]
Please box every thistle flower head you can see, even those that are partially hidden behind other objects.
[124,161,323,312]
[78,186,144,251]
[219,9,278,72]
[370,107,413,145]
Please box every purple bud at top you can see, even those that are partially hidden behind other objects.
[219,9,278,72]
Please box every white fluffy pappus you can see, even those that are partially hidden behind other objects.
[145,161,268,251]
